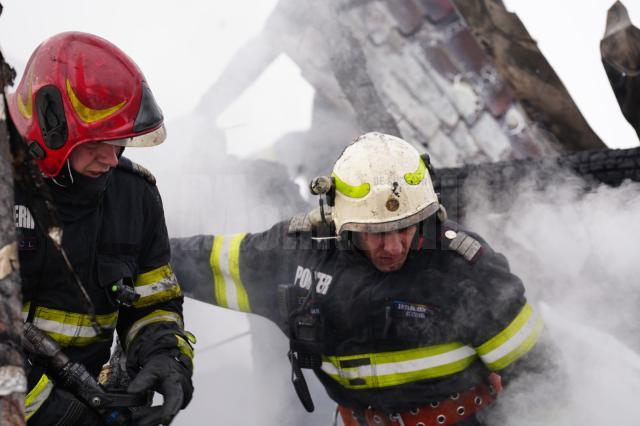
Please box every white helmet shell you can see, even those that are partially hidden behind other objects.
[331,132,439,234]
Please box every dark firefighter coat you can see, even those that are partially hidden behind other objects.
[170,214,547,413]
[15,158,190,421]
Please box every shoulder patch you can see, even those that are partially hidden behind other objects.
[444,230,483,262]
[288,212,312,234]
[117,157,156,185]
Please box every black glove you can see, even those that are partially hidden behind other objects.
[126,353,193,426]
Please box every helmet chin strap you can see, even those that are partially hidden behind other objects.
[51,159,75,188]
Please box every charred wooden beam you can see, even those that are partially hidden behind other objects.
[601,1,640,140]
[452,0,606,151]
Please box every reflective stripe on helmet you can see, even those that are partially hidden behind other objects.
[66,79,127,123]
[209,234,251,313]
[125,309,183,348]
[404,155,427,185]
[25,374,53,420]
[476,303,544,371]
[332,172,371,199]
[133,264,182,308]
[27,306,117,347]
[321,343,477,389]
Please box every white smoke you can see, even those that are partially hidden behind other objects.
[465,172,640,425]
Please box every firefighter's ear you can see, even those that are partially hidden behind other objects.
[35,85,68,150]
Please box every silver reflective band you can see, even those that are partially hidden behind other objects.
[26,306,118,347]
[479,308,542,365]
[125,310,183,348]
[322,345,475,378]
[321,344,477,389]
[133,265,182,308]
[210,234,251,313]
[25,374,53,420]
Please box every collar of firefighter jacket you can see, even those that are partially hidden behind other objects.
[48,168,112,214]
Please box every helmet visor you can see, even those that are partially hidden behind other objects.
[103,124,166,147]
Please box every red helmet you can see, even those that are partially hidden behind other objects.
[7,32,166,177]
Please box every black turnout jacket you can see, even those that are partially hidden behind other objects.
[15,158,188,420]
[170,213,552,413]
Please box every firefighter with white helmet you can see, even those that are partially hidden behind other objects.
[171,132,558,425]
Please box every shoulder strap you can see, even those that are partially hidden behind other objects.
[442,223,483,262]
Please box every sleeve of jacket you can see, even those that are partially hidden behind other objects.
[116,182,192,369]
[170,219,307,326]
[457,232,553,377]
[459,233,567,420]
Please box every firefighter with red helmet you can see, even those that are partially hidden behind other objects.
[9,32,193,425]
[170,133,560,425]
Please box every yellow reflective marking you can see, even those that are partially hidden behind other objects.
[17,85,33,119]
[229,233,251,313]
[17,68,34,119]
[332,172,371,199]
[125,309,183,348]
[404,156,426,185]
[30,306,118,347]
[35,307,118,328]
[323,343,478,389]
[133,287,182,308]
[133,264,182,308]
[176,334,194,361]
[25,374,53,419]
[485,318,544,371]
[135,265,174,286]
[210,236,228,308]
[327,356,476,389]
[326,342,465,365]
[476,303,533,356]
[66,79,127,123]
[42,331,113,347]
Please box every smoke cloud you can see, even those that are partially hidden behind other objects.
[464,169,640,425]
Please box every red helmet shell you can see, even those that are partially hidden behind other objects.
[7,32,164,177]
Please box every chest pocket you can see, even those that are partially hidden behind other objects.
[379,300,449,344]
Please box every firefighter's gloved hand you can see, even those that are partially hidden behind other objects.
[127,353,193,425]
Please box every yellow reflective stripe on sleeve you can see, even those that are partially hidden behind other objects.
[321,343,477,389]
[125,310,183,348]
[22,303,29,321]
[210,236,227,308]
[25,374,53,420]
[30,307,117,347]
[476,302,544,371]
[133,264,183,308]
[209,234,251,313]
[176,334,194,361]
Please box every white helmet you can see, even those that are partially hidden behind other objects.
[330,132,439,234]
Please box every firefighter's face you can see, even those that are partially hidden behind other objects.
[358,225,417,272]
[69,142,120,177]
